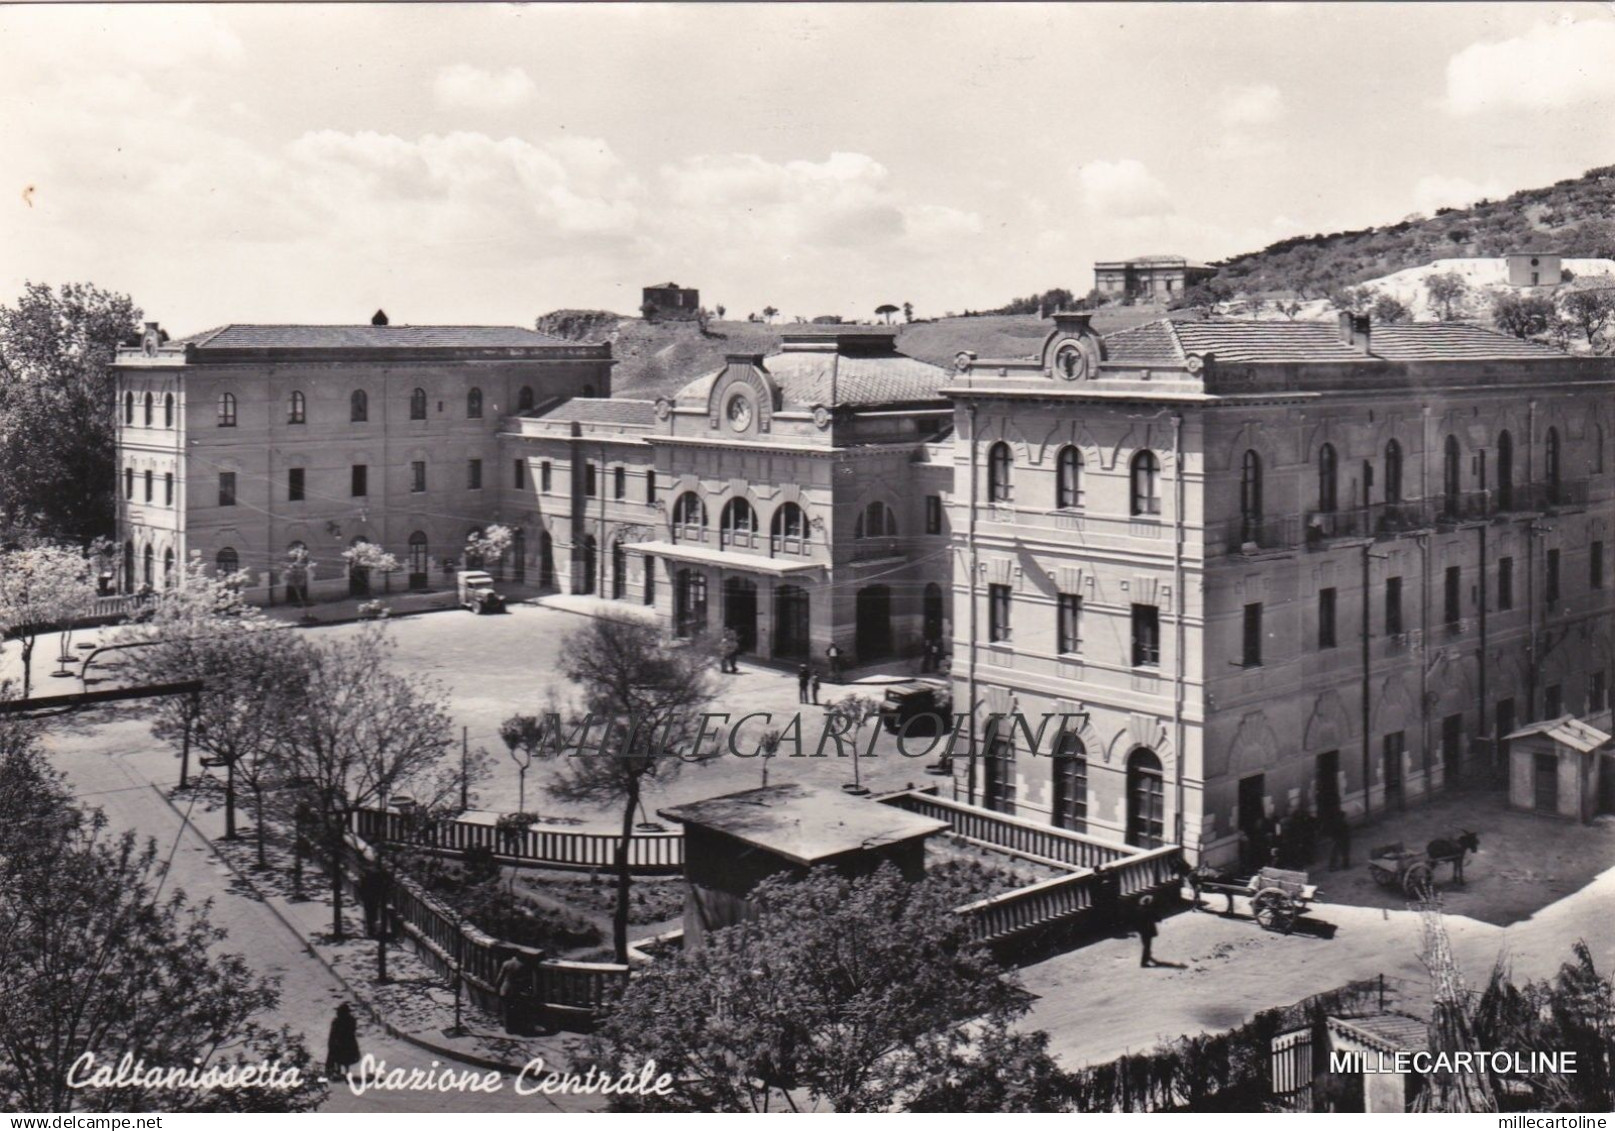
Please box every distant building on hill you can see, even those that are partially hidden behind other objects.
[641,282,701,321]
[1504,252,1562,288]
[1094,255,1217,302]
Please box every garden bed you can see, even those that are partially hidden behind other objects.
[924,835,1068,906]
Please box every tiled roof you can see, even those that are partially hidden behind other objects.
[174,324,570,350]
[1332,1013,1429,1053]
[1102,319,1570,365]
[528,398,658,427]
[1504,715,1612,753]
[674,348,950,409]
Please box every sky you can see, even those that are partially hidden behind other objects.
[2,2,1614,332]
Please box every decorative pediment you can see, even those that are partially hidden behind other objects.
[708,358,779,434]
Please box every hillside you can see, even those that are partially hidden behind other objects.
[1353,257,1615,322]
[1213,163,1615,296]
[539,307,1183,399]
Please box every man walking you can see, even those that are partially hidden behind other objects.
[496,950,529,1035]
[358,863,387,939]
[721,629,740,674]
[826,642,842,680]
[810,670,822,706]
[798,663,811,704]
[1135,895,1159,968]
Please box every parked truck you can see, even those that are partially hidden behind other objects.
[456,570,506,614]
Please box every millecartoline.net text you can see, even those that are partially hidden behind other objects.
[519,709,1090,761]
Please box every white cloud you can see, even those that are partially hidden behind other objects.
[1217,83,1285,126]
[433,64,537,110]
[1444,17,1615,115]
[1411,173,1507,216]
[1075,159,1174,219]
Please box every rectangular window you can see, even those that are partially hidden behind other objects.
[984,723,1016,816]
[613,466,626,500]
[646,473,658,505]
[351,464,367,498]
[144,469,154,503]
[1444,565,1461,626]
[540,461,552,493]
[1318,587,1337,649]
[288,468,304,502]
[583,463,596,497]
[164,472,173,506]
[1591,670,1608,713]
[1132,604,1161,668]
[513,459,525,489]
[218,471,235,507]
[925,495,943,535]
[1593,541,1605,590]
[1385,575,1403,636]
[1057,593,1081,654]
[125,467,134,499]
[1242,602,1263,667]
[1546,548,1561,604]
[411,460,426,493]
[988,584,1011,643]
[1545,684,1562,718]
[1498,556,1514,610]
[1382,731,1405,807]
[643,557,656,606]
[468,458,483,490]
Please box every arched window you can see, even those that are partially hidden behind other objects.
[1545,426,1562,503]
[350,389,368,422]
[855,500,897,539]
[467,387,483,419]
[1056,446,1083,509]
[164,393,174,428]
[1131,450,1161,516]
[217,391,237,427]
[1051,732,1088,833]
[409,388,427,421]
[142,544,154,588]
[215,547,239,575]
[720,498,757,546]
[771,502,807,553]
[672,492,707,539]
[986,441,1012,503]
[123,540,135,594]
[1239,449,1263,541]
[143,392,154,427]
[518,386,535,413]
[1496,430,1514,510]
[163,548,175,588]
[408,531,429,587]
[1443,434,1462,515]
[1317,443,1338,513]
[1125,747,1166,849]
[288,390,306,424]
[1383,438,1403,504]
[124,391,135,425]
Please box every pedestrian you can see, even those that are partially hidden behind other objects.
[358,863,387,939]
[1135,895,1159,967]
[826,642,842,680]
[1325,806,1351,870]
[920,638,935,673]
[810,670,822,705]
[798,663,811,704]
[325,1004,361,1079]
[496,951,529,1035]
[721,629,740,674]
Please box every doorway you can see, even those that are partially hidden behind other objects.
[923,582,945,644]
[774,584,810,660]
[1442,714,1463,783]
[855,585,893,661]
[723,577,758,653]
[1533,752,1558,812]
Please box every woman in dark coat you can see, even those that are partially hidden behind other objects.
[326,1003,361,1077]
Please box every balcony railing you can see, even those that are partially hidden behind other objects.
[1222,514,1302,554]
[1294,479,1592,551]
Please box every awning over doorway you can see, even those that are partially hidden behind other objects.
[625,540,825,577]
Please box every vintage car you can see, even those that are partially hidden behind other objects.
[878,678,953,735]
[456,570,506,614]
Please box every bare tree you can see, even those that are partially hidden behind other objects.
[545,613,718,961]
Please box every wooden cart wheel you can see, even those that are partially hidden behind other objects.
[1403,862,1435,900]
[1252,888,1296,933]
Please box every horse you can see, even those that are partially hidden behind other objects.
[1425,829,1480,885]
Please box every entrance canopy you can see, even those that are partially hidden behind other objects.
[627,540,824,577]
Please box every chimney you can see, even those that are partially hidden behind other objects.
[371,309,389,326]
[1338,311,1371,354]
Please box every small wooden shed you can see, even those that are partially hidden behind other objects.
[659,783,949,949]
[1504,715,1612,823]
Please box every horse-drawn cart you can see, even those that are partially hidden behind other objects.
[1367,831,1479,899]
[1191,866,1319,934]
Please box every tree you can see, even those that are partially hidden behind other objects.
[1370,293,1413,324]
[1424,271,1471,321]
[875,304,900,324]
[823,693,882,795]
[341,540,400,596]
[465,523,515,572]
[1493,292,1559,339]
[1561,288,1615,352]
[714,304,726,319]
[1172,278,1231,316]
[593,865,1062,1112]
[902,302,914,323]
[0,542,98,696]
[1329,285,1375,314]
[499,712,546,816]
[762,306,779,323]
[545,613,717,962]
[280,625,462,941]
[0,731,325,1112]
